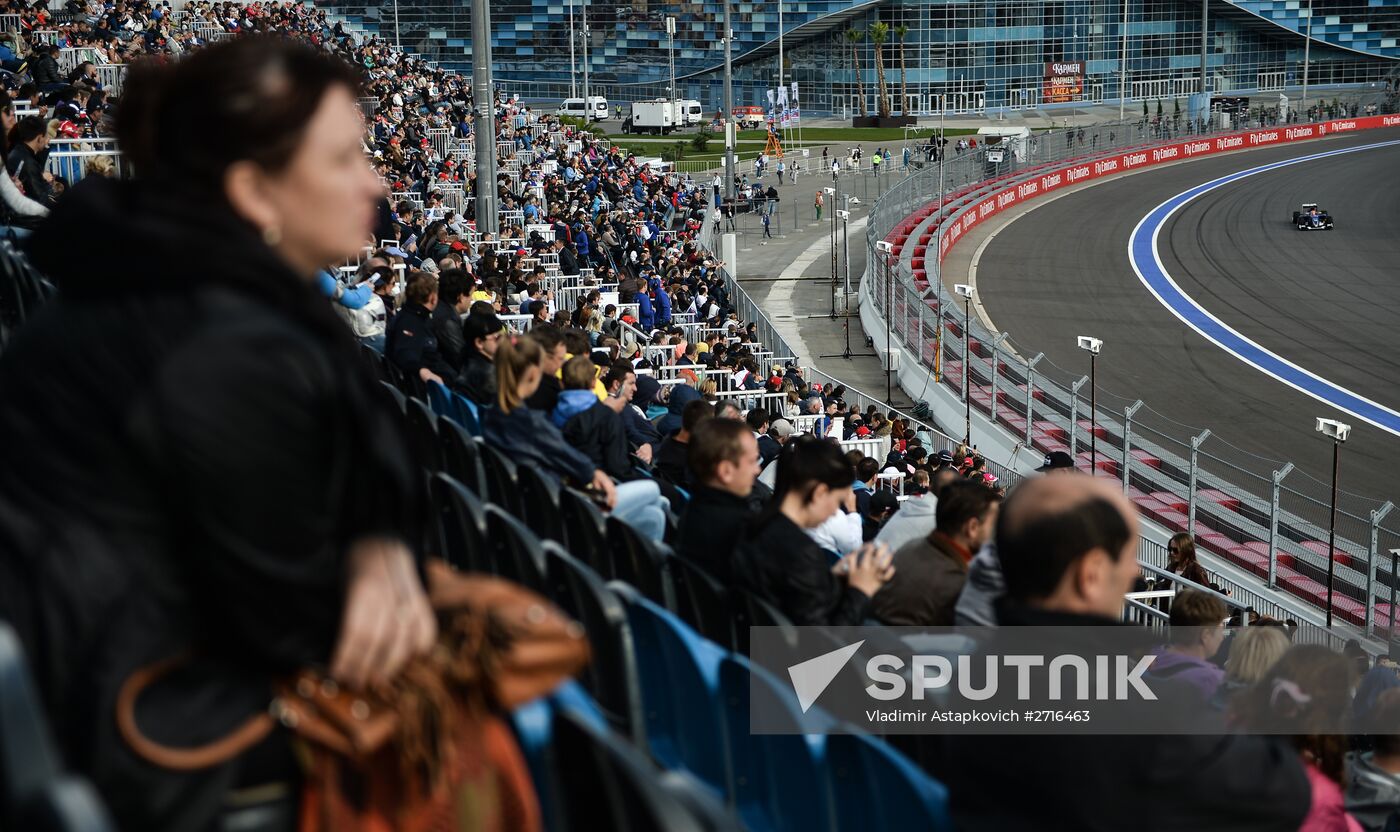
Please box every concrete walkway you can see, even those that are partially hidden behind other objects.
[720,141,919,410]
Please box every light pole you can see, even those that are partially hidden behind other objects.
[581,0,591,122]
[1119,0,1129,122]
[470,0,498,234]
[826,183,837,318]
[393,0,401,50]
[837,209,853,358]
[955,283,974,445]
[1301,0,1314,116]
[666,17,677,132]
[568,0,577,99]
[1078,336,1102,474]
[875,240,894,403]
[722,0,736,206]
[1316,417,1352,628]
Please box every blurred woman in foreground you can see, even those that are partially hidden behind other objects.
[0,37,434,828]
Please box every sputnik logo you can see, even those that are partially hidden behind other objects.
[787,640,864,713]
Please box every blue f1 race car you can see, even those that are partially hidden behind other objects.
[1292,203,1334,230]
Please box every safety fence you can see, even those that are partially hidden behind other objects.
[862,96,1400,639]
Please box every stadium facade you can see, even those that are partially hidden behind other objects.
[317,0,1400,113]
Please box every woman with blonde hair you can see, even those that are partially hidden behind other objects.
[698,377,718,403]
[1214,625,1292,708]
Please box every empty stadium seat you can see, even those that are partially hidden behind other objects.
[377,379,407,415]
[558,487,613,577]
[483,505,548,591]
[516,464,563,543]
[542,546,645,743]
[403,396,445,475]
[428,472,489,572]
[611,585,729,798]
[476,440,523,516]
[717,655,833,832]
[607,517,678,611]
[826,732,953,831]
[439,416,486,495]
[547,708,734,832]
[668,556,736,651]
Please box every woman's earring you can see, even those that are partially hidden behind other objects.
[262,226,282,246]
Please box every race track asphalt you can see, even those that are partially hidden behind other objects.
[974,126,1400,516]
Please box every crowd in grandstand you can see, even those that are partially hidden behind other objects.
[3,10,1400,832]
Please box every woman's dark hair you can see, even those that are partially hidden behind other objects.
[754,435,853,527]
[116,36,361,192]
[1233,644,1354,784]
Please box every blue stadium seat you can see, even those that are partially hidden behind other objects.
[558,487,612,577]
[541,546,644,744]
[825,731,953,832]
[668,555,736,651]
[476,439,523,516]
[450,390,482,436]
[1,623,114,831]
[609,584,729,798]
[732,588,798,657]
[403,396,445,475]
[438,417,485,495]
[607,516,677,611]
[548,707,733,832]
[425,379,454,419]
[717,654,834,832]
[428,473,488,572]
[516,464,563,543]
[483,504,547,591]
[510,681,607,832]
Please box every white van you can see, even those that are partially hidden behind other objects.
[558,96,609,122]
[681,99,703,125]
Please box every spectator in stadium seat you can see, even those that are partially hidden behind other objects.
[748,407,780,466]
[676,417,762,580]
[876,464,957,553]
[734,435,894,626]
[430,268,472,371]
[6,115,54,207]
[1214,625,1291,709]
[0,91,48,229]
[944,475,1309,832]
[1347,689,1400,831]
[523,324,566,412]
[871,479,1000,627]
[1235,645,1359,832]
[1144,588,1228,703]
[455,308,504,406]
[553,357,670,540]
[0,38,437,830]
[657,380,701,437]
[655,398,713,487]
[1166,532,1211,586]
[30,44,63,91]
[385,271,456,385]
[862,490,899,542]
[714,399,743,421]
[852,456,880,515]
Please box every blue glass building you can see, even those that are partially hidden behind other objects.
[315,0,1400,112]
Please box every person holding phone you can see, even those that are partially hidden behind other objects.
[733,435,895,625]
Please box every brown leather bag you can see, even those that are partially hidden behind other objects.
[116,561,590,832]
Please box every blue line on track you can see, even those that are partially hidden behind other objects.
[1127,138,1400,438]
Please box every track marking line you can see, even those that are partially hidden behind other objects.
[1129,138,1400,438]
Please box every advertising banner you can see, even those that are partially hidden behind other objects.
[1042,60,1084,104]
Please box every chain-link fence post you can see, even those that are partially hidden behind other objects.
[1369,502,1395,636]
[1188,429,1212,533]
[989,332,1008,421]
[1070,375,1089,459]
[1269,463,1295,589]
[1123,401,1144,495]
[1025,353,1045,448]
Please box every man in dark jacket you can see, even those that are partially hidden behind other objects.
[870,479,999,626]
[675,417,761,581]
[942,475,1310,832]
[747,407,781,466]
[454,309,503,406]
[429,269,471,371]
[30,45,63,90]
[6,116,52,206]
[655,397,712,486]
[555,238,580,276]
[385,272,456,384]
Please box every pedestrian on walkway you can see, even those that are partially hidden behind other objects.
[814,190,823,221]
[762,211,772,239]
[776,158,785,185]
[822,146,829,167]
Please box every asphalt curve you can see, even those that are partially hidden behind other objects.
[975,127,1400,511]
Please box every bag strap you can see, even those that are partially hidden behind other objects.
[115,654,275,771]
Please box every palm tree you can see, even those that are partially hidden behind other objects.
[844,29,866,116]
[869,22,890,118]
[893,24,910,115]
